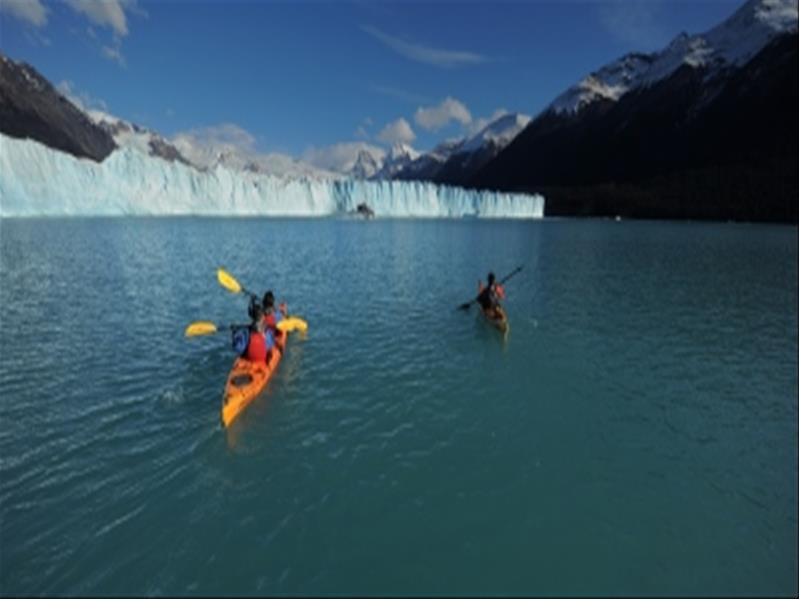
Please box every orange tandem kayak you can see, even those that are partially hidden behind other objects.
[221,332,286,428]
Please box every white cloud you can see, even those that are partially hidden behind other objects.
[172,123,334,178]
[414,97,472,131]
[303,142,386,173]
[377,118,416,145]
[171,123,258,162]
[62,1,145,67]
[0,0,48,27]
[362,25,487,68]
[65,0,130,36]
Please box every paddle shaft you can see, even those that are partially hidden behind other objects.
[498,266,523,286]
[458,265,523,311]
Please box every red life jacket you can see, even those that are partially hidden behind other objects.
[245,331,267,363]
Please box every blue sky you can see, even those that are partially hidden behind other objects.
[1,0,743,168]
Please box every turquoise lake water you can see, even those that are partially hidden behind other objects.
[0,217,796,596]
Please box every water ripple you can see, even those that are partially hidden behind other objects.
[0,218,796,596]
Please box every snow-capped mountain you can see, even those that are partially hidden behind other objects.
[87,115,338,180]
[85,109,192,166]
[550,0,797,114]
[170,135,338,181]
[460,113,532,154]
[388,113,531,185]
[423,113,531,186]
[0,51,336,181]
[549,53,655,115]
[373,143,421,179]
[90,109,338,180]
[349,148,383,179]
[390,138,464,182]
[473,0,798,223]
[427,138,465,162]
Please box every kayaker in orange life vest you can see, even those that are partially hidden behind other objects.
[477,272,506,318]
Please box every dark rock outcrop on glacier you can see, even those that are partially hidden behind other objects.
[0,53,116,162]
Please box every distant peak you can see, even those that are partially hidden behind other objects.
[549,0,797,116]
[458,111,531,154]
[388,142,419,160]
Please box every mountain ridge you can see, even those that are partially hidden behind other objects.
[0,54,116,162]
[472,32,798,222]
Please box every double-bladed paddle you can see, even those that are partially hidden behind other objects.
[215,268,309,332]
[184,318,307,337]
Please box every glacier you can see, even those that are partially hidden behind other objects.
[0,135,544,218]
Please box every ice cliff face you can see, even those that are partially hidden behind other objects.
[0,135,544,218]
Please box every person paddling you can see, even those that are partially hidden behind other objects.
[244,304,268,363]
[476,272,506,319]
[243,302,285,364]
[261,290,288,345]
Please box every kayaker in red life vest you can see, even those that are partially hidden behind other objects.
[477,272,506,318]
[244,304,269,363]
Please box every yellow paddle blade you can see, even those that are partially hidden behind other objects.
[217,268,242,294]
[277,316,308,333]
[185,321,219,337]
